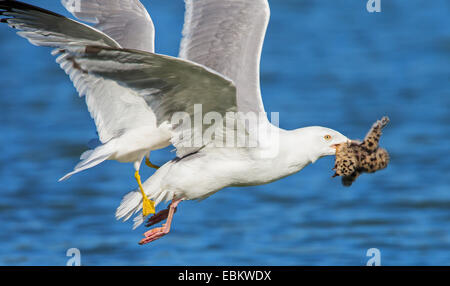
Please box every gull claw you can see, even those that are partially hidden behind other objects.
[138,197,182,245]
[139,226,169,245]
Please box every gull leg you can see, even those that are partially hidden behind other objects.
[145,157,160,169]
[134,171,155,217]
[139,198,182,245]
[145,204,178,228]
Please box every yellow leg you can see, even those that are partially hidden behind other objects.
[145,157,160,169]
[134,171,155,216]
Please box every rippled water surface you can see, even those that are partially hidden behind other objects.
[0,1,449,265]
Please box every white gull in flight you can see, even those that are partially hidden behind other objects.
[0,0,349,244]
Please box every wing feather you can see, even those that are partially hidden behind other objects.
[0,0,120,48]
[58,46,238,155]
[62,0,155,52]
[180,0,270,115]
[0,1,155,142]
[1,1,238,156]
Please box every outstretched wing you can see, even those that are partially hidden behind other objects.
[0,0,120,48]
[0,0,147,142]
[62,0,155,53]
[56,46,237,157]
[0,1,237,148]
[57,45,237,126]
[180,0,270,115]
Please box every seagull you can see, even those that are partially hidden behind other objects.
[112,0,349,245]
[1,0,350,245]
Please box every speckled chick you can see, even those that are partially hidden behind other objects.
[333,117,390,186]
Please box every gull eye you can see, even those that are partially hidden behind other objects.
[324,135,332,141]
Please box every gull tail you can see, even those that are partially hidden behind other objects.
[59,141,116,182]
[116,161,176,229]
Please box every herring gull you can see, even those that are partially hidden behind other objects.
[0,0,350,244]
[114,0,350,244]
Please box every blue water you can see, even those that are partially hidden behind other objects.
[0,0,449,266]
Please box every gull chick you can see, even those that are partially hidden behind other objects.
[332,117,390,186]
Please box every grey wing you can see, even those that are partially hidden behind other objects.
[1,1,237,155]
[180,0,270,114]
[62,0,155,53]
[58,46,237,156]
[0,0,155,143]
[0,0,120,48]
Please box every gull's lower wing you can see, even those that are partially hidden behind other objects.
[56,46,238,156]
[62,0,155,53]
[0,0,158,143]
[0,1,238,154]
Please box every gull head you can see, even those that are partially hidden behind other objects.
[301,126,349,159]
[314,127,348,156]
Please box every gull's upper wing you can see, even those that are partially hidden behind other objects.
[62,0,155,53]
[180,0,270,114]
[0,0,146,143]
[0,1,237,147]
[0,0,120,48]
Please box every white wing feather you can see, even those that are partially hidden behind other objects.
[0,1,237,157]
[0,1,120,48]
[0,1,154,143]
[61,0,155,53]
[1,1,237,148]
[180,0,270,114]
[56,46,237,155]
[54,49,158,143]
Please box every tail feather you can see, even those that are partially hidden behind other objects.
[133,215,145,230]
[59,142,115,181]
[116,190,142,222]
[80,149,94,161]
